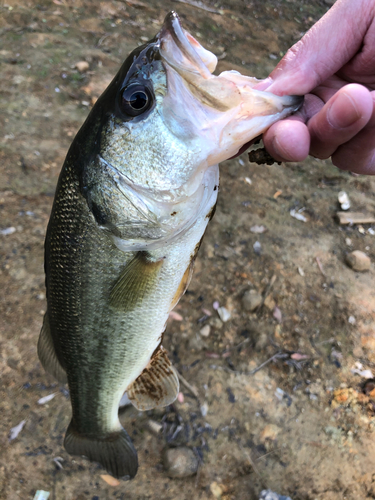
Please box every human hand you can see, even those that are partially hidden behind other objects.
[256,0,375,174]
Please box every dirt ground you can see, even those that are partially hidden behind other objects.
[1,0,375,499]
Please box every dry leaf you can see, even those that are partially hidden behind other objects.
[100,474,120,487]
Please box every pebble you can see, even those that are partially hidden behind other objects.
[163,447,198,478]
[345,250,371,271]
[210,482,224,498]
[217,306,231,322]
[0,226,16,235]
[199,324,211,337]
[75,61,89,72]
[200,402,208,417]
[338,191,350,210]
[253,240,262,255]
[259,424,281,443]
[250,224,266,233]
[259,490,292,500]
[210,317,223,329]
[264,295,276,311]
[242,289,262,312]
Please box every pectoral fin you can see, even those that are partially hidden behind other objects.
[109,252,163,311]
[127,346,179,411]
[37,312,67,384]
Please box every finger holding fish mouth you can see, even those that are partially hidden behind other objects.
[255,0,375,173]
[260,83,374,170]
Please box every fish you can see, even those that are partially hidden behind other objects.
[38,11,302,480]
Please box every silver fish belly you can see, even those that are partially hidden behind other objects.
[38,11,302,480]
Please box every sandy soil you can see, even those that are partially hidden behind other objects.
[1,0,375,499]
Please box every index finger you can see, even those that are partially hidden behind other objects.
[259,0,374,96]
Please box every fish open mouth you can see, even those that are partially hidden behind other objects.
[160,11,217,78]
[157,11,303,164]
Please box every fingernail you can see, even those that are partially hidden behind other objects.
[253,77,273,91]
[327,92,361,129]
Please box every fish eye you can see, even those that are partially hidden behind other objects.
[120,84,153,117]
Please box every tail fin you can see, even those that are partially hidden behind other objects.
[64,421,138,480]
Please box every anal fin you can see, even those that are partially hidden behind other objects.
[37,312,67,384]
[127,346,179,411]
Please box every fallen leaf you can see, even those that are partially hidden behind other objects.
[290,353,309,361]
[100,474,120,487]
[37,393,56,405]
[169,311,183,321]
[290,209,307,222]
[9,419,26,441]
[273,306,282,323]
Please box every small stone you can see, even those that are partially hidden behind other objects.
[259,424,282,443]
[210,481,223,498]
[163,447,198,478]
[242,289,262,312]
[297,266,305,276]
[250,224,266,233]
[210,317,223,329]
[264,295,276,311]
[200,402,208,417]
[253,240,262,255]
[345,250,371,271]
[338,191,350,210]
[0,226,16,235]
[348,315,356,325]
[217,306,231,322]
[75,61,89,72]
[259,490,292,500]
[188,334,205,351]
[255,332,268,351]
[199,325,211,337]
[353,346,364,358]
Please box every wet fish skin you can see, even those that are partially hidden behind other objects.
[38,11,302,480]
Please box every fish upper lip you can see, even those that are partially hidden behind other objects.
[159,11,212,79]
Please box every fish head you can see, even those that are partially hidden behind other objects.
[76,12,302,246]
[81,11,301,190]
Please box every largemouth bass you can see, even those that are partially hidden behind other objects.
[38,11,302,480]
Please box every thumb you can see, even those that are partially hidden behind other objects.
[260,0,373,96]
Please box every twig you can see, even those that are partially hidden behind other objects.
[257,274,277,312]
[222,338,250,356]
[248,351,285,375]
[256,447,281,461]
[336,211,375,225]
[315,337,335,345]
[172,0,223,14]
[241,447,261,477]
[209,351,287,377]
[176,369,200,400]
[96,33,110,47]
[315,257,326,277]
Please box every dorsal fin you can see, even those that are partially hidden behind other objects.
[37,312,67,384]
[109,251,163,311]
[127,346,179,411]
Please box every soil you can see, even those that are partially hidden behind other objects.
[1,1,375,499]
